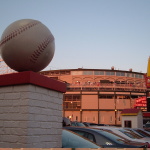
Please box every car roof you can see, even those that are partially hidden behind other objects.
[63,126,147,148]
[64,126,129,140]
[64,126,109,134]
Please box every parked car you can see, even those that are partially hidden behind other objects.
[144,128,150,133]
[71,121,86,127]
[63,117,71,126]
[62,129,101,148]
[83,122,109,127]
[132,128,150,138]
[123,128,147,138]
[125,128,150,138]
[93,126,150,147]
[64,126,147,148]
[145,122,150,128]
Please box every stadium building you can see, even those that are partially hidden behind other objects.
[40,68,147,126]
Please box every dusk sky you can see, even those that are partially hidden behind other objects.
[0,0,150,73]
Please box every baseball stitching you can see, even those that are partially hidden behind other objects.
[30,35,54,64]
[0,21,40,47]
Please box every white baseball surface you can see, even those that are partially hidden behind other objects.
[0,19,55,72]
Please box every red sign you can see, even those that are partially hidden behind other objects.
[134,96,147,109]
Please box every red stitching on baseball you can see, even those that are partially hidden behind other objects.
[29,35,54,63]
[0,21,40,47]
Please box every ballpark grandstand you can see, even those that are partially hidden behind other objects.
[40,68,147,126]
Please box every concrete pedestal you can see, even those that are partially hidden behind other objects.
[0,71,66,148]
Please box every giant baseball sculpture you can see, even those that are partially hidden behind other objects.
[0,19,55,72]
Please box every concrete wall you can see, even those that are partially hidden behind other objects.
[82,111,98,123]
[82,95,98,109]
[0,84,63,148]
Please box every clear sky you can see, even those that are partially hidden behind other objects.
[0,0,150,73]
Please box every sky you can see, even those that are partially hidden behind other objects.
[0,0,150,73]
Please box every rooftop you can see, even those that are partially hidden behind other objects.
[121,108,142,116]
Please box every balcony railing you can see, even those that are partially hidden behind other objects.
[67,83,147,92]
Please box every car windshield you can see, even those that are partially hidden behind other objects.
[93,129,133,145]
[62,129,101,148]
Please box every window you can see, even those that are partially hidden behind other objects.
[135,74,143,78]
[116,72,125,76]
[60,71,70,75]
[100,80,110,83]
[62,130,100,148]
[87,133,95,142]
[131,95,138,99]
[99,95,114,99]
[93,116,96,122]
[76,116,78,121]
[63,95,81,109]
[83,71,93,75]
[71,71,83,75]
[84,117,87,122]
[94,71,104,75]
[127,73,134,77]
[72,130,96,143]
[117,95,129,99]
[124,120,132,128]
[106,71,115,76]
[110,116,113,122]
[53,71,60,75]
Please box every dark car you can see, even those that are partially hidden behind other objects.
[63,117,71,126]
[83,122,109,127]
[83,122,98,127]
[145,123,150,128]
[64,126,147,148]
[71,121,86,127]
[62,129,101,148]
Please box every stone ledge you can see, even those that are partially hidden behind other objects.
[0,71,66,93]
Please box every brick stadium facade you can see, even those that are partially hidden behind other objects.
[40,68,147,126]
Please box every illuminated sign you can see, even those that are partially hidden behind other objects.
[134,96,147,111]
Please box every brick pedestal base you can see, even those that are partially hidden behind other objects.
[0,71,66,148]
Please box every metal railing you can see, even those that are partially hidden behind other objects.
[67,83,147,92]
